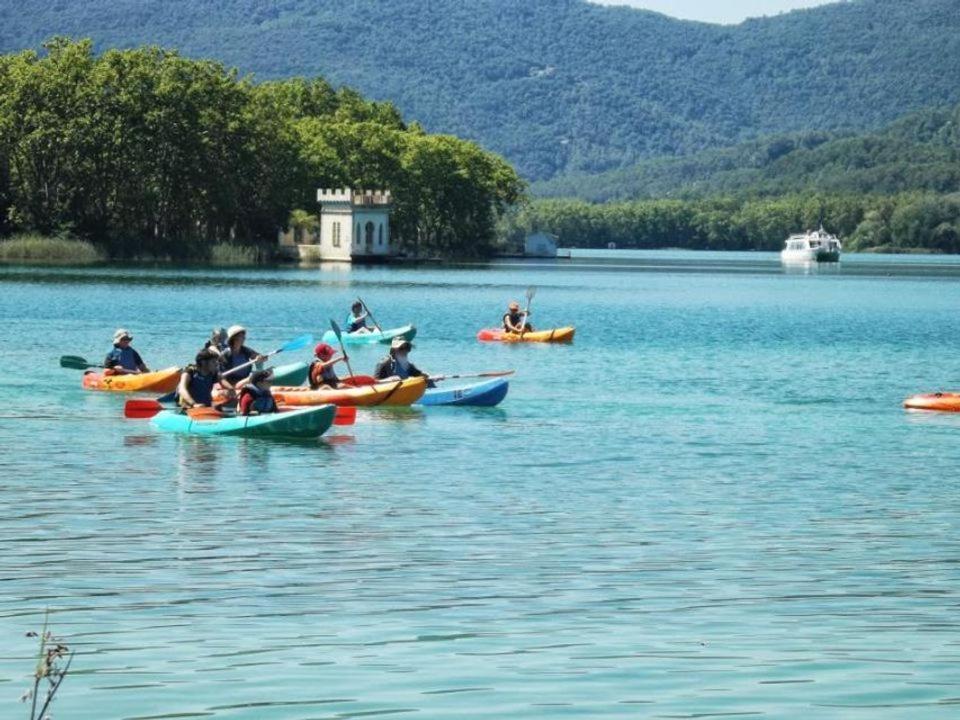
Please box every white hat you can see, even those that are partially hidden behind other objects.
[113,328,132,343]
[390,337,412,351]
[226,325,246,341]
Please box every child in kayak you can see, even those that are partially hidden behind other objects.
[502,301,533,334]
[176,349,221,409]
[309,342,348,389]
[375,338,432,385]
[239,370,278,416]
[219,325,265,390]
[346,301,372,334]
[104,329,150,375]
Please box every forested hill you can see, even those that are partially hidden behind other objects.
[533,103,960,201]
[2,0,959,181]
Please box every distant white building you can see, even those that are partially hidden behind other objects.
[524,231,558,258]
[279,188,393,262]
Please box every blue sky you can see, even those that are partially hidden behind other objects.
[594,1,838,24]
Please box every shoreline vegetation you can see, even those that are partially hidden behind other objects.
[0,38,523,262]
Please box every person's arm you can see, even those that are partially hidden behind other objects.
[133,349,149,373]
[177,371,196,407]
[504,315,520,333]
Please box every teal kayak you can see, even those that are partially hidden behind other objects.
[321,324,417,346]
[271,361,309,386]
[151,405,336,438]
[416,378,509,407]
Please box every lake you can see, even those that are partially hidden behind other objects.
[2,250,960,719]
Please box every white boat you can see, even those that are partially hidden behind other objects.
[781,227,841,263]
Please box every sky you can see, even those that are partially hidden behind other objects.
[594,1,839,24]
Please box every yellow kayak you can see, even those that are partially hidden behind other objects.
[272,376,428,407]
[477,327,575,343]
[82,366,180,393]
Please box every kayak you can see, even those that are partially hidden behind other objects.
[477,327,575,343]
[417,378,509,407]
[151,405,336,438]
[903,392,960,412]
[273,376,427,407]
[271,361,309,386]
[82,366,180,393]
[320,324,417,346]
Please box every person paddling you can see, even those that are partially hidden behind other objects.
[503,301,533,334]
[219,325,265,391]
[346,301,373,334]
[309,342,348,390]
[176,349,221,409]
[104,329,150,375]
[375,337,432,384]
[239,370,278,416]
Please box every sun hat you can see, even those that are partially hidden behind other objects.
[226,325,246,341]
[508,301,520,311]
[390,337,412,351]
[314,342,335,359]
[113,328,133,343]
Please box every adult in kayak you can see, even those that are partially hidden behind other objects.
[203,327,228,356]
[176,349,221,409]
[309,342,348,390]
[219,325,265,391]
[503,301,534,334]
[375,337,433,386]
[239,370,278,416]
[104,329,150,375]
[346,301,373,334]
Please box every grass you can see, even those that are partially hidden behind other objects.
[209,242,265,265]
[0,233,103,263]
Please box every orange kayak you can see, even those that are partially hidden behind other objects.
[272,376,427,407]
[82,367,180,393]
[903,392,960,412]
[477,327,575,343]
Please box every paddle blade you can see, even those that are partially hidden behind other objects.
[330,319,343,340]
[334,406,357,425]
[124,399,164,419]
[60,355,92,370]
[526,285,537,302]
[280,333,313,353]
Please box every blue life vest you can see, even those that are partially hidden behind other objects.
[241,384,277,415]
[347,314,367,333]
[105,345,139,371]
[181,367,216,406]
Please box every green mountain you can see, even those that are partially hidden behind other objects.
[2,0,959,181]
[532,103,960,200]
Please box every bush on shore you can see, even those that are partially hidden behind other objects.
[0,234,103,263]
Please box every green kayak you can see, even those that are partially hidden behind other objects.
[151,405,336,438]
[270,361,309,386]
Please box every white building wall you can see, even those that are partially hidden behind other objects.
[314,188,393,261]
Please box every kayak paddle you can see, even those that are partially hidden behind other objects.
[357,296,383,333]
[519,285,536,338]
[329,319,357,380]
[124,398,357,425]
[221,333,313,380]
[60,355,106,370]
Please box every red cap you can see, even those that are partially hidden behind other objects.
[314,342,335,359]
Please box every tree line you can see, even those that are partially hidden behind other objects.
[500,193,960,253]
[0,38,524,260]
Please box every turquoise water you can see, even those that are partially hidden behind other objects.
[3,251,960,719]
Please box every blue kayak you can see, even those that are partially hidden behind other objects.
[416,378,509,407]
[320,324,417,346]
[151,405,336,438]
